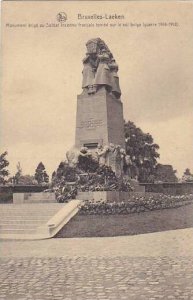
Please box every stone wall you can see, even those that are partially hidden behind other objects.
[0,185,49,193]
[0,185,49,203]
[13,192,56,204]
[77,191,149,202]
[141,182,193,195]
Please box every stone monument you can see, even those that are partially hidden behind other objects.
[69,38,145,199]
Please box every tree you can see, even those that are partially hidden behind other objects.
[55,162,77,183]
[182,168,193,182]
[184,168,192,176]
[124,121,160,182]
[14,162,22,184]
[154,164,178,183]
[18,175,37,185]
[34,162,49,184]
[0,151,9,184]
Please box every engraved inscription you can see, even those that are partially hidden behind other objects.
[78,118,103,129]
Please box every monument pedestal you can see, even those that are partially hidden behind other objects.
[129,179,145,193]
[75,88,125,150]
[77,191,146,202]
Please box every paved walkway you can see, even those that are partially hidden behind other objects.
[1,229,193,299]
[1,228,193,257]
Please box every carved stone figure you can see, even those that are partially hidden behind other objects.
[81,38,121,99]
[66,146,92,167]
[82,46,100,94]
[94,49,112,92]
[82,56,95,94]
[114,146,123,177]
[123,154,132,178]
[66,147,80,167]
[96,144,109,165]
[109,59,121,98]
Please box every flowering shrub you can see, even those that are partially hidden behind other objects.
[51,163,132,202]
[78,167,132,192]
[79,194,193,215]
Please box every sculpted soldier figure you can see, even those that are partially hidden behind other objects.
[81,38,121,99]
[82,39,99,94]
[82,55,96,94]
[66,146,91,167]
[94,49,112,92]
[96,144,109,165]
[109,59,121,98]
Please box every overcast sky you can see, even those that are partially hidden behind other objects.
[1,1,193,177]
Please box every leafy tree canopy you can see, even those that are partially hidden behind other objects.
[124,121,160,182]
[34,162,49,184]
[14,162,22,184]
[154,164,178,183]
[0,151,9,184]
[18,175,37,185]
[184,168,192,176]
[182,168,193,182]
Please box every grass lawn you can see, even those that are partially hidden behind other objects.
[55,203,193,238]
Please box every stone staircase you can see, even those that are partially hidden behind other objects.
[0,203,64,237]
[0,200,82,240]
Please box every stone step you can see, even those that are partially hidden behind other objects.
[0,200,81,239]
[0,215,52,219]
[0,210,59,213]
[0,208,60,212]
[0,207,61,211]
[0,203,63,207]
[0,228,37,234]
[24,200,57,203]
[0,219,46,224]
[0,211,59,214]
[0,224,40,230]
[0,204,63,207]
[0,203,65,235]
[0,204,63,213]
[0,215,53,220]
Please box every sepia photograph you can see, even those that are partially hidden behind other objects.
[0,1,193,299]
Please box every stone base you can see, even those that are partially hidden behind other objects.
[129,179,145,193]
[13,192,56,204]
[77,191,145,203]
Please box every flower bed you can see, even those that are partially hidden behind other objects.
[79,194,193,215]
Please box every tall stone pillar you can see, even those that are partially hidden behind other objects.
[75,88,125,151]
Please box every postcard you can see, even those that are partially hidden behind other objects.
[1,1,193,299]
